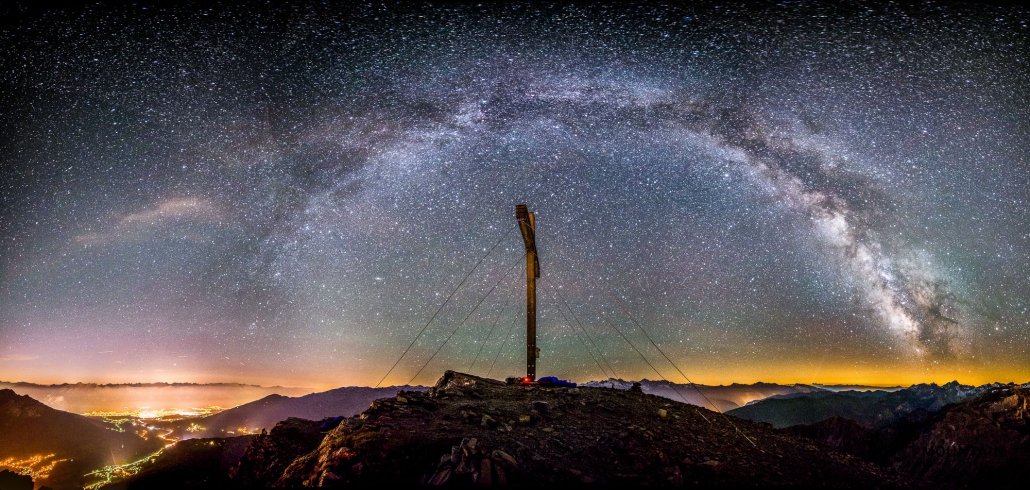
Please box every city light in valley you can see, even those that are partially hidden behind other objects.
[0,454,69,482]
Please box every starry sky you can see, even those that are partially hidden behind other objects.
[1,1,1027,389]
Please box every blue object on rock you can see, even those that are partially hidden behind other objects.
[320,415,345,432]
[537,376,577,387]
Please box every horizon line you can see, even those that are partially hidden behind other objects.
[5,376,1028,390]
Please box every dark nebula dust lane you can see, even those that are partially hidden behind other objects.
[1,1,1027,388]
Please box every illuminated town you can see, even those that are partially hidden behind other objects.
[83,446,174,490]
[77,409,226,488]
[82,406,225,421]
[0,454,68,482]
[76,413,265,488]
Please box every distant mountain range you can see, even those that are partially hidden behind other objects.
[0,381,314,414]
[582,378,827,411]
[811,384,904,392]
[0,389,165,490]
[177,386,428,439]
[727,380,1000,428]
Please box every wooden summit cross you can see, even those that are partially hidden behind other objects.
[516,204,540,382]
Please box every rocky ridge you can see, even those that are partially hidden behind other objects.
[229,417,327,487]
[790,384,1030,489]
[890,384,1029,488]
[231,371,916,487]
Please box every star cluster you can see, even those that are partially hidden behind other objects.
[1,1,1027,388]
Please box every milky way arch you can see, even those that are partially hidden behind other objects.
[1,1,1026,385]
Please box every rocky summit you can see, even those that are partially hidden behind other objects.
[230,371,915,487]
[890,384,1030,488]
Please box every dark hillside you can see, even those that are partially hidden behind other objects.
[105,436,256,490]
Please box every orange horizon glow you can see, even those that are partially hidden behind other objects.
[4,366,1028,392]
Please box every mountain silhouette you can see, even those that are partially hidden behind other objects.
[180,386,426,439]
[583,378,826,411]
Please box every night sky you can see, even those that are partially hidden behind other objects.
[1,1,1027,389]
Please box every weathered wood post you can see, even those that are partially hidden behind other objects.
[516,204,540,381]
